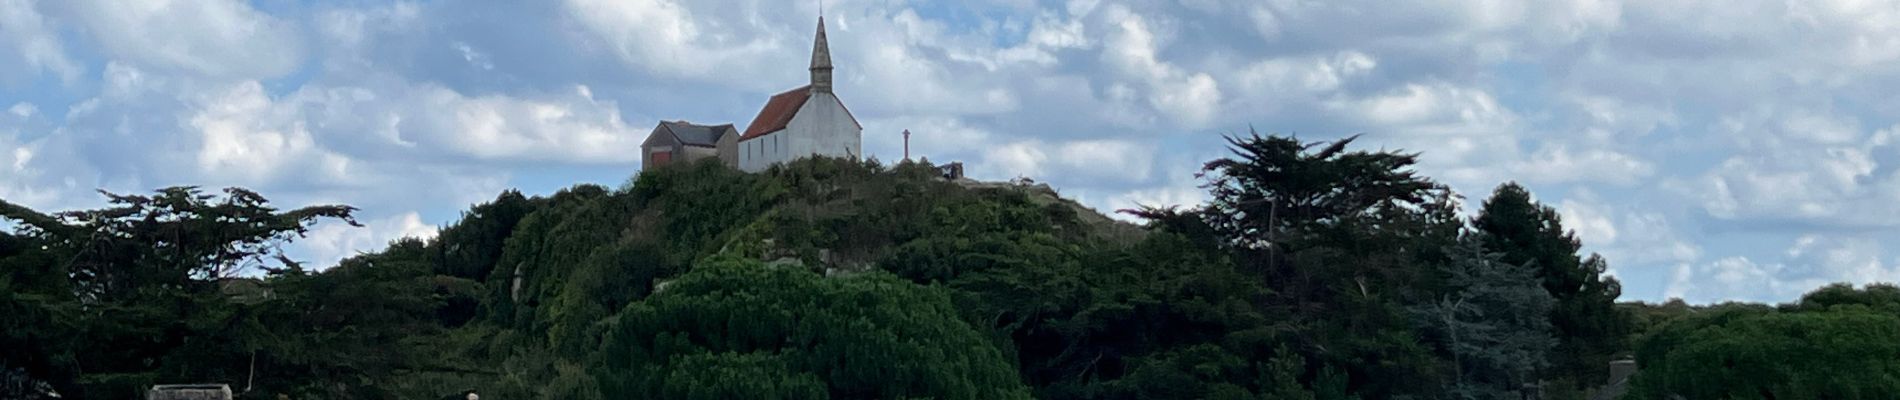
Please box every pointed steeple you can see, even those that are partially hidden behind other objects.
[810,16,834,94]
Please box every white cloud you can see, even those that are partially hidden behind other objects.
[1787,0,1900,67]
[1233,0,1636,61]
[561,0,784,84]
[942,10,1093,71]
[1247,5,1281,40]
[1558,192,1701,282]
[1328,83,1522,194]
[8,103,35,118]
[1066,0,1102,17]
[1667,235,1900,304]
[1779,108,1864,145]
[1664,257,1815,304]
[0,0,82,83]
[1346,83,1515,130]
[176,79,408,190]
[0,103,86,210]
[298,211,440,269]
[314,2,420,48]
[452,42,496,71]
[65,0,303,79]
[1613,212,1702,266]
[1101,4,1223,128]
[59,61,645,183]
[1558,198,1618,247]
[9,147,27,173]
[860,116,996,163]
[1691,136,1887,224]
[1053,139,1153,181]
[1235,51,1377,96]
[1797,236,1900,285]
[1023,13,1092,50]
[981,141,1050,179]
[1567,94,1677,140]
[11,62,601,274]
[0,127,47,206]
[856,28,1022,115]
[1534,0,1623,43]
[1513,145,1654,185]
[354,83,646,164]
[976,138,1153,183]
[311,2,422,74]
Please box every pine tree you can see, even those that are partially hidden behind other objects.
[1472,183,1629,388]
[1414,237,1556,399]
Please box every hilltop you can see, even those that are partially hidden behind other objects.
[8,134,1900,400]
[317,156,1160,399]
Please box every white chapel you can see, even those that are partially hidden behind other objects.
[736,16,864,172]
[638,16,863,172]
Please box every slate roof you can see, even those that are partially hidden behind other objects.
[741,86,814,140]
[659,121,737,147]
[811,17,832,71]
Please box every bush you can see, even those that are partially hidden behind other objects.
[592,258,1031,400]
[1628,307,1900,399]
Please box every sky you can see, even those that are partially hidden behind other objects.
[4,0,1900,304]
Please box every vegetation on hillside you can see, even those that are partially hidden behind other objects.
[1621,284,1900,399]
[2,131,1894,399]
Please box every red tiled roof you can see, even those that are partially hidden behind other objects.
[741,86,814,140]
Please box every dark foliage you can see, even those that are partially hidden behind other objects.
[593,257,1031,399]
[1628,297,1900,399]
[1473,183,1631,391]
[0,134,1692,400]
[0,187,360,398]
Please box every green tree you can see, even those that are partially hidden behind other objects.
[0,231,77,398]
[0,273,79,399]
[1413,237,1555,399]
[1178,131,1462,398]
[244,248,447,399]
[1791,282,1900,313]
[1472,183,1629,388]
[483,184,614,332]
[0,187,357,301]
[0,187,358,398]
[0,135,1687,400]
[431,190,540,282]
[593,257,1031,400]
[1627,305,1900,399]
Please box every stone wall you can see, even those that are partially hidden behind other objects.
[148,384,232,400]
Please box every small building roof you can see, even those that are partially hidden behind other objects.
[741,86,814,140]
[659,121,737,147]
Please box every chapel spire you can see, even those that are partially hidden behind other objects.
[810,16,834,94]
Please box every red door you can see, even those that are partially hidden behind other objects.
[651,151,673,167]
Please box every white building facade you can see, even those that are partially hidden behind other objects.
[736,17,862,172]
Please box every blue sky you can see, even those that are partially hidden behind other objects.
[4,0,1900,304]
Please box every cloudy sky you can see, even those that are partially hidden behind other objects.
[5,0,1900,303]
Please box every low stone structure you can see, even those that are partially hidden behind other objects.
[641,121,740,169]
[937,162,965,180]
[1589,359,1638,400]
[147,384,232,400]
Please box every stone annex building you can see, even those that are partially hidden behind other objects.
[640,16,864,172]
